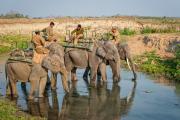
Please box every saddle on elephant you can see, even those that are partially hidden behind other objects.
[8,49,33,65]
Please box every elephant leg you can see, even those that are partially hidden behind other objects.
[90,65,98,87]
[109,60,120,83]
[99,63,107,83]
[6,81,11,96]
[83,67,90,82]
[28,80,36,100]
[60,67,69,93]
[21,82,28,97]
[71,67,77,81]
[39,76,47,98]
[11,81,18,97]
[51,73,57,90]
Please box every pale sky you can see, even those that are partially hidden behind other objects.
[0,0,180,17]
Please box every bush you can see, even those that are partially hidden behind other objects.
[0,34,30,54]
[141,26,179,34]
[120,28,136,35]
[0,11,28,19]
[135,49,180,81]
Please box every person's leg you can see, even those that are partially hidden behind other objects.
[74,34,84,45]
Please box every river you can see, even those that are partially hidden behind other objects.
[0,54,180,120]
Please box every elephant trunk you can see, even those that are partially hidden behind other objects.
[126,58,137,80]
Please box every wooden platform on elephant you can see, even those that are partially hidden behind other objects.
[7,56,33,64]
[62,39,94,51]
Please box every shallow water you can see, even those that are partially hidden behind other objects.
[0,55,180,120]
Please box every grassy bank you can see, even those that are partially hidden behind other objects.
[134,46,180,81]
[0,34,31,54]
[0,98,46,120]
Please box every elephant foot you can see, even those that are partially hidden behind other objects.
[51,87,57,91]
[72,92,80,97]
[11,93,18,98]
[71,79,78,82]
[39,95,44,98]
[28,95,34,100]
[132,78,136,81]
[64,88,70,94]
[90,81,96,88]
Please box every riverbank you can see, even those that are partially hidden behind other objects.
[0,98,46,120]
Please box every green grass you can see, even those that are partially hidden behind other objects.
[0,34,31,54]
[120,28,136,36]
[134,47,180,81]
[0,98,46,120]
[141,26,179,34]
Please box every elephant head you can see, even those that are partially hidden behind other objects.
[42,54,64,73]
[96,41,120,82]
[116,43,137,80]
[42,54,69,93]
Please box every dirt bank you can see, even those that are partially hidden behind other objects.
[126,33,180,58]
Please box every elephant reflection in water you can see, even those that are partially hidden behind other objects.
[19,81,136,120]
[19,84,59,119]
[27,91,59,120]
[59,81,136,120]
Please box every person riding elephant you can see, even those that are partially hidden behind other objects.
[5,43,69,99]
[42,22,57,42]
[110,27,120,45]
[32,30,49,64]
[70,24,84,45]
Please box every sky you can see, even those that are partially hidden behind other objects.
[0,0,180,17]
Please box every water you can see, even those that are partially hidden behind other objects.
[0,55,180,120]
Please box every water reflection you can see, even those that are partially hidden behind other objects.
[17,80,136,120]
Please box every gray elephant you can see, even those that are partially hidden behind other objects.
[83,42,137,81]
[116,43,137,80]
[63,40,120,86]
[5,43,69,99]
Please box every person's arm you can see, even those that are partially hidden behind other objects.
[71,29,77,35]
[40,37,45,46]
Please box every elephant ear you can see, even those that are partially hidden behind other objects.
[42,54,63,73]
[96,47,106,58]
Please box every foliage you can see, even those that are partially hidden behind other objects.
[141,26,179,34]
[0,34,30,54]
[0,99,46,120]
[135,48,180,81]
[0,11,28,19]
[120,28,136,35]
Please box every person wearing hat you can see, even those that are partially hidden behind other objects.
[42,22,57,42]
[71,24,84,45]
[110,27,120,45]
[32,30,49,64]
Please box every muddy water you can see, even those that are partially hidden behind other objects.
[0,55,180,120]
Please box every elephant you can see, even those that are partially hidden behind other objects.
[63,40,120,86]
[83,42,137,82]
[5,43,69,99]
[116,43,137,80]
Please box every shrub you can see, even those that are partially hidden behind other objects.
[120,28,136,35]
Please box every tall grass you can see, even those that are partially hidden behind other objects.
[0,34,30,54]
[141,26,179,34]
